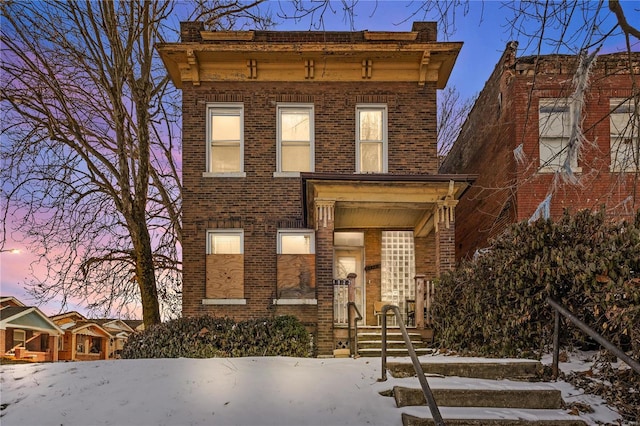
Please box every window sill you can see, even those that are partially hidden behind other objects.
[202,172,246,178]
[273,172,303,178]
[202,298,246,305]
[538,166,582,174]
[272,299,317,305]
[610,167,639,173]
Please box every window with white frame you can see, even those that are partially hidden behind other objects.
[610,98,639,172]
[206,104,244,175]
[356,105,388,173]
[538,98,578,172]
[208,230,243,254]
[205,230,245,301]
[277,230,315,254]
[277,105,314,174]
[13,329,26,348]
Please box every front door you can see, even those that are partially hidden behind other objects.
[334,249,365,323]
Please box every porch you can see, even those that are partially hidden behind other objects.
[332,275,436,357]
[301,173,473,356]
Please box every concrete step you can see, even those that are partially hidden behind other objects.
[393,386,563,409]
[358,339,423,350]
[358,347,435,357]
[401,412,587,426]
[387,360,543,380]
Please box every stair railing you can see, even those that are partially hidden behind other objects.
[547,297,640,379]
[379,304,445,426]
[347,301,363,357]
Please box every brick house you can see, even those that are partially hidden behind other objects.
[1,296,63,362]
[158,22,476,356]
[440,43,639,261]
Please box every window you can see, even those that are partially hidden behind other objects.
[356,105,387,173]
[208,230,243,254]
[610,98,639,172]
[206,104,244,175]
[276,105,314,175]
[381,231,415,324]
[538,98,578,172]
[205,230,245,302]
[277,230,315,254]
[13,329,26,348]
[276,230,316,301]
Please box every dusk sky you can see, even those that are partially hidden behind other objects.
[1,1,635,317]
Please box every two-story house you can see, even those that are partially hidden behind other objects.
[440,42,639,261]
[158,22,475,356]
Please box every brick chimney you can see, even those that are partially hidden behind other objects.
[180,21,204,42]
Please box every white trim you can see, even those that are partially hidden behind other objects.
[272,299,317,305]
[206,103,244,174]
[202,172,247,178]
[276,103,315,173]
[356,104,388,173]
[207,229,244,254]
[273,171,301,178]
[202,299,247,305]
[277,229,315,254]
[538,166,583,174]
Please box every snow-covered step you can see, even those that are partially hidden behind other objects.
[392,386,563,409]
[401,409,587,425]
[387,360,542,380]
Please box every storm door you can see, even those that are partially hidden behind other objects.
[333,248,365,324]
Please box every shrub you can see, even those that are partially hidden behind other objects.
[433,208,640,358]
[121,315,311,359]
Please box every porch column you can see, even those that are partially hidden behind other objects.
[50,335,59,362]
[435,199,458,276]
[315,199,335,356]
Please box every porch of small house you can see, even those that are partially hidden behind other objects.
[331,275,436,357]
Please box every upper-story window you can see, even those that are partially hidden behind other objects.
[276,104,314,176]
[206,104,245,176]
[610,98,639,172]
[356,105,388,173]
[538,98,579,172]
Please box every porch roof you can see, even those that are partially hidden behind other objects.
[0,306,64,335]
[301,173,476,237]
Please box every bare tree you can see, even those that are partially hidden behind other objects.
[437,87,476,167]
[0,0,270,324]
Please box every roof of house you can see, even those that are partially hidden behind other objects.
[157,21,462,89]
[0,305,64,334]
[0,296,27,308]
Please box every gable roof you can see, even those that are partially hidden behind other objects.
[93,319,135,333]
[0,296,26,308]
[0,306,64,335]
[64,321,112,337]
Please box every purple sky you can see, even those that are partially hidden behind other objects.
[1,0,635,317]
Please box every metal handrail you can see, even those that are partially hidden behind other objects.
[379,304,445,426]
[347,302,363,357]
[547,297,640,379]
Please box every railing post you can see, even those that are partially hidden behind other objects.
[347,273,357,357]
[415,274,425,329]
[552,309,560,380]
[381,308,388,381]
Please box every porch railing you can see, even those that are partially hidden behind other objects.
[548,297,640,379]
[333,279,350,325]
[347,301,363,357]
[379,304,445,426]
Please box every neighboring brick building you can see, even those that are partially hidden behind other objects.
[158,22,475,356]
[440,43,639,261]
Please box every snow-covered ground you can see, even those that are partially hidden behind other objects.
[0,353,621,426]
